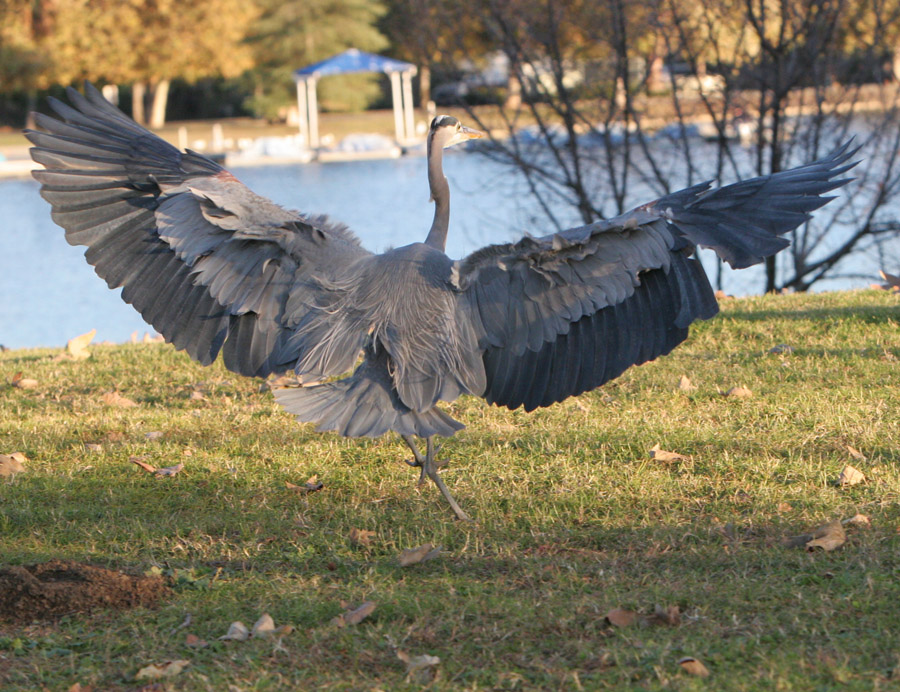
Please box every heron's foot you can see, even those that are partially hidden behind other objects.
[399,434,471,521]
[422,437,471,522]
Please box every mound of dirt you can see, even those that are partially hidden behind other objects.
[0,560,168,623]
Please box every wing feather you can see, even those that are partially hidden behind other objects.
[28,83,374,379]
[461,143,855,411]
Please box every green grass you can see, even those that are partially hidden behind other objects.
[1,290,898,691]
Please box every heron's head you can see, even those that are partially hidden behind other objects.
[429,115,485,149]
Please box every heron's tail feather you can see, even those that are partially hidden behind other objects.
[659,141,858,269]
[273,347,464,439]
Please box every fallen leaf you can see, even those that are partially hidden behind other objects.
[135,660,190,680]
[649,443,687,462]
[805,520,847,552]
[145,431,164,441]
[332,601,376,627]
[129,456,157,473]
[155,462,184,477]
[605,607,638,627]
[724,386,753,398]
[286,475,324,493]
[397,650,441,683]
[102,391,137,408]
[678,657,710,677]
[678,375,696,391]
[398,543,442,567]
[844,513,870,527]
[0,452,27,477]
[65,328,96,360]
[349,528,375,546]
[650,604,681,626]
[251,613,276,638]
[10,372,39,389]
[846,445,866,462]
[184,633,207,649]
[838,464,865,486]
[259,374,301,392]
[219,621,249,641]
[189,390,206,401]
[84,443,102,453]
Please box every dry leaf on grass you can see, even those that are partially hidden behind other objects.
[145,431,164,441]
[10,372,39,389]
[677,657,710,677]
[724,386,753,398]
[838,464,866,486]
[678,375,696,391]
[219,621,249,641]
[84,443,102,454]
[398,543,442,567]
[650,604,681,626]
[189,390,207,401]
[0,452,26,477]
[67,684,93,692]
[605,607,638,627]
[349,528,375,546]
[331,601,376,627]
[844,513,870,527]
[846,445,866,461]
[129,456,156,473]
[135,660,190,680]
[285,475,324,493]
[251,613,275,638]
[64,329,96,361]
[649,444,687,463]
[102,391,137,408]
[768,343,794,354]
[184,633,207,649]
[155,463,184,477]
[397,650,441,683]
[785,520,846,552]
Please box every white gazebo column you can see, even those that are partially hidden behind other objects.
[389,71,404,143]
[401,70,415,141]
[307,78,320,149]
[295,79,309,149]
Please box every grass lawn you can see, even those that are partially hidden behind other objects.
[1,289,898,691]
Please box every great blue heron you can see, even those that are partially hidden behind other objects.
[28,85,854,521]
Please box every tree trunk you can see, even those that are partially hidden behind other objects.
[765,256,777,292]
[505,68,521,110]
[419,64,431,107]
[148,79,170,128]
[132,81,146,125]
[24,90,37,130]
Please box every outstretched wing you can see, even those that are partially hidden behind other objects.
[456,143,856,411]
[27,84,373,379]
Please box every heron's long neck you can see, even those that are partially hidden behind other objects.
[424,141,450,251]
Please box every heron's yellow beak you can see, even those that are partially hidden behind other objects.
[445,125,486,148]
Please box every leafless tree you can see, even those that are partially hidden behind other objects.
[437,0,900,293]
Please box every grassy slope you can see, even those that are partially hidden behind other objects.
[0,290,898,691]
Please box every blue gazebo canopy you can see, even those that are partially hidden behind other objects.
[293,49,416,81]
[292,49,419,151]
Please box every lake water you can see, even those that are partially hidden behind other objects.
[0,148,887,349]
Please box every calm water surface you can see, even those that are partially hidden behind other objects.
[0,149,882,349]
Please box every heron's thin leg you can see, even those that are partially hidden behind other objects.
[400,434,427,485]
[422,436,471,522]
